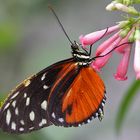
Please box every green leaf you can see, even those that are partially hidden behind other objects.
[115,80,140,134]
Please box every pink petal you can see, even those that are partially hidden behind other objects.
[79,25,120,47]
[95,31,120,56]
[92,36,122,71]
[91,53,112,72]
[114,45,132,80]
[134,39,140,80]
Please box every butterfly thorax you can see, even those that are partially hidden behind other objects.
[71,42,92,66]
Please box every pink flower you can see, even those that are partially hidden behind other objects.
[79,25,120,47]
[134,30,140,80]
[114,45,132,80]
[79,23,140,80]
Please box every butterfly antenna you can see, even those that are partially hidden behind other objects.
[92,42,133,60]
[48,5,73,45]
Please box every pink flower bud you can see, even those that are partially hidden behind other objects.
[115,3,139,15]
[114,45,132,80]
[115,3,130,12]
[106,1,117,11]
[79,25,119,47]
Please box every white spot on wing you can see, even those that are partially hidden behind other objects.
[52,112,56,118]
[58,118,64,123]
[12,101,16,108]
[43,85,49,90]
[87,119,90,123]
[19,127,24,131]
[99,108,102,113]
[11,122,16,130]
[26,97,30,106]
[39,119,47,127]
[24,93,27,98]
[15,108,19,115]
[78,124,82,127]
[96,113,98,117]
[20,120,24,125]
[11,92,19,99]
[41,73,46,81]
[6,110,11,125]
[29,111,35,121]
[102,102,105,106]
[29,127,34,130]
[4,103,10,110]
[41,100,47,110]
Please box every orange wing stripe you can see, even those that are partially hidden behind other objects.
[62,66,105,123]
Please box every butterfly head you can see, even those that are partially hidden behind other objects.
[71,41,79,52]
[71,41,92,66]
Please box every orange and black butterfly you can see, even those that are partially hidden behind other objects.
[0,8,106,134]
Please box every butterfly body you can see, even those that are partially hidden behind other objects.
[0,42,106,134]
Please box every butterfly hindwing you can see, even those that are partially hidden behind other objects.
[48,66,106,127]
[0,58,74,133]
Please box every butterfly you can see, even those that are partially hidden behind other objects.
[0,41,106,134]
[0,7,106,134]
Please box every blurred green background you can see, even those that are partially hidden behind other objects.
[0,0,140,140]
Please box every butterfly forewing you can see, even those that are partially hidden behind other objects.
[47,62,80,126]
[0,58,74,133]
[48,66,106,127]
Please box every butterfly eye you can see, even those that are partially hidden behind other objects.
[71,41,79,50]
